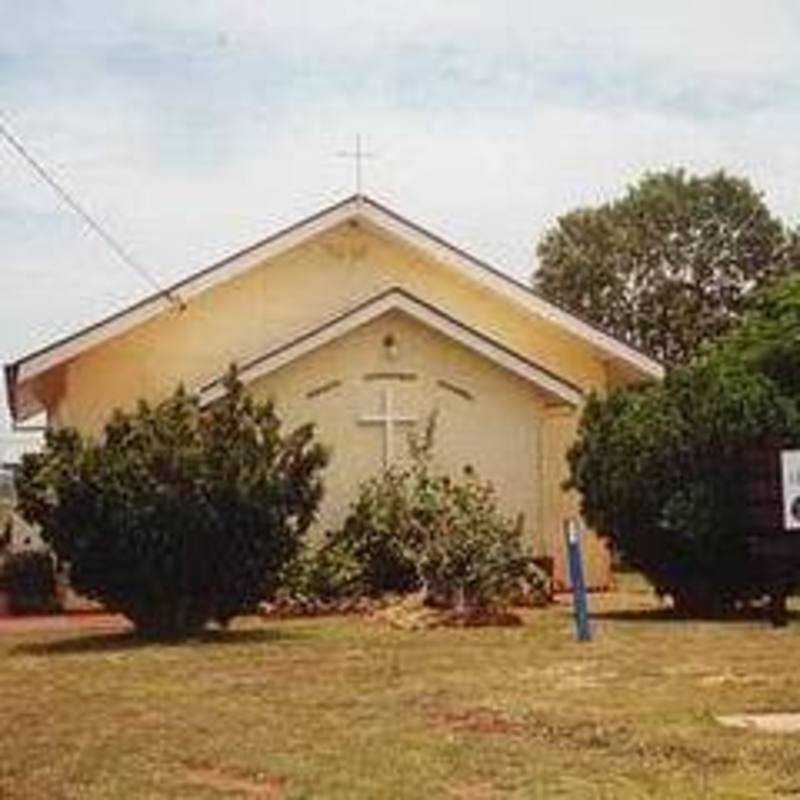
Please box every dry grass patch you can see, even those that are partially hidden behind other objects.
[184,763,285,798]
[369,592,523,630]
[2,575,800,799]
[428,707,528,738]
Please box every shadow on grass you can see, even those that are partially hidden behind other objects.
[10,626,309,657]
[590,607,800,624]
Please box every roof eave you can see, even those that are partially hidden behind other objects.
[8,194,364,390]
[200,285,585,408]
[5,191,664,425]
[357,197,664,381]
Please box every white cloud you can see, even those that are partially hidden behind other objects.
[1,1,800,433]
[118,0,799,83]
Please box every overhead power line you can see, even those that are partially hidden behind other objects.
[0,116,183,309]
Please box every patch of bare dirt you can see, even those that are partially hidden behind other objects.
[258,596,383,619]
[0,612,129,635]
[184,764,285,798]
[448,780,500,799]
[429,707,527,737]
[370,593,522,630]
[423,701,736,770]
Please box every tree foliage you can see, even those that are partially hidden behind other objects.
[15,369,329,638]
[567,285,800,612]
[714,274,800,398]
[318,418,545,610]
[534,169,800,364]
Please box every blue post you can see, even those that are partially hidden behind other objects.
[564,519,592,642]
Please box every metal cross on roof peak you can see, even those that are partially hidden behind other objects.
[336,134,376,195]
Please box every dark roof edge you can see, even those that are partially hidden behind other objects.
[5,191,662,423]
[202,285,584,400]
[360,195,662,368]
[6,193,361,374]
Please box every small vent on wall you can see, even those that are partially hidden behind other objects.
[306,379,342,399]
[437,379,474,401]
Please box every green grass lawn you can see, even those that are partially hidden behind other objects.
[2,577,800,799]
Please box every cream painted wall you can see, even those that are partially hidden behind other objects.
[245,309,609,587]
[49,221,607,435]
[247,309,546,549]
[540,408,611,589]
[33,220,614,587]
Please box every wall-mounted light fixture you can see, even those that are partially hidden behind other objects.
[382,333,398,360]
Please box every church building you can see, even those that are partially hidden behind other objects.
[4,195,663,589]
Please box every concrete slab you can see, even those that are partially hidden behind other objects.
[716,713,800,733]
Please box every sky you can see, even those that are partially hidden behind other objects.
[2,0,800,447]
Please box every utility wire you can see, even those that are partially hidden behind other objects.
[0,116,183,309]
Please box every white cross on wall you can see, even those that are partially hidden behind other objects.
[358,386,417,467]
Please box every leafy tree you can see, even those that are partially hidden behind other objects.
[714,274,800,398]
[534,169,800,364]
[15,368,329,638]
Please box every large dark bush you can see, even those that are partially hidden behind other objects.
[15,369,329,638]
[319,419,545,611]
[568,349,800,613]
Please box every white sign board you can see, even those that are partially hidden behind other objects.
[781,450,800,530]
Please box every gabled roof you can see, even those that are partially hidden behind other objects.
[200,286,584,407]
[5,193,663,423]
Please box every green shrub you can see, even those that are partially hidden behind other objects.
[568,353,800,613]
[321,465,423,597]
[15,368,329,638]
[279,544,362,603]
[323,417,545,610]
[0,550,61,615]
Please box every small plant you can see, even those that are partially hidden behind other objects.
[324,415,545,612]
[319,466,422,598]
[15,367,329,638]
[279,544,362,603]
